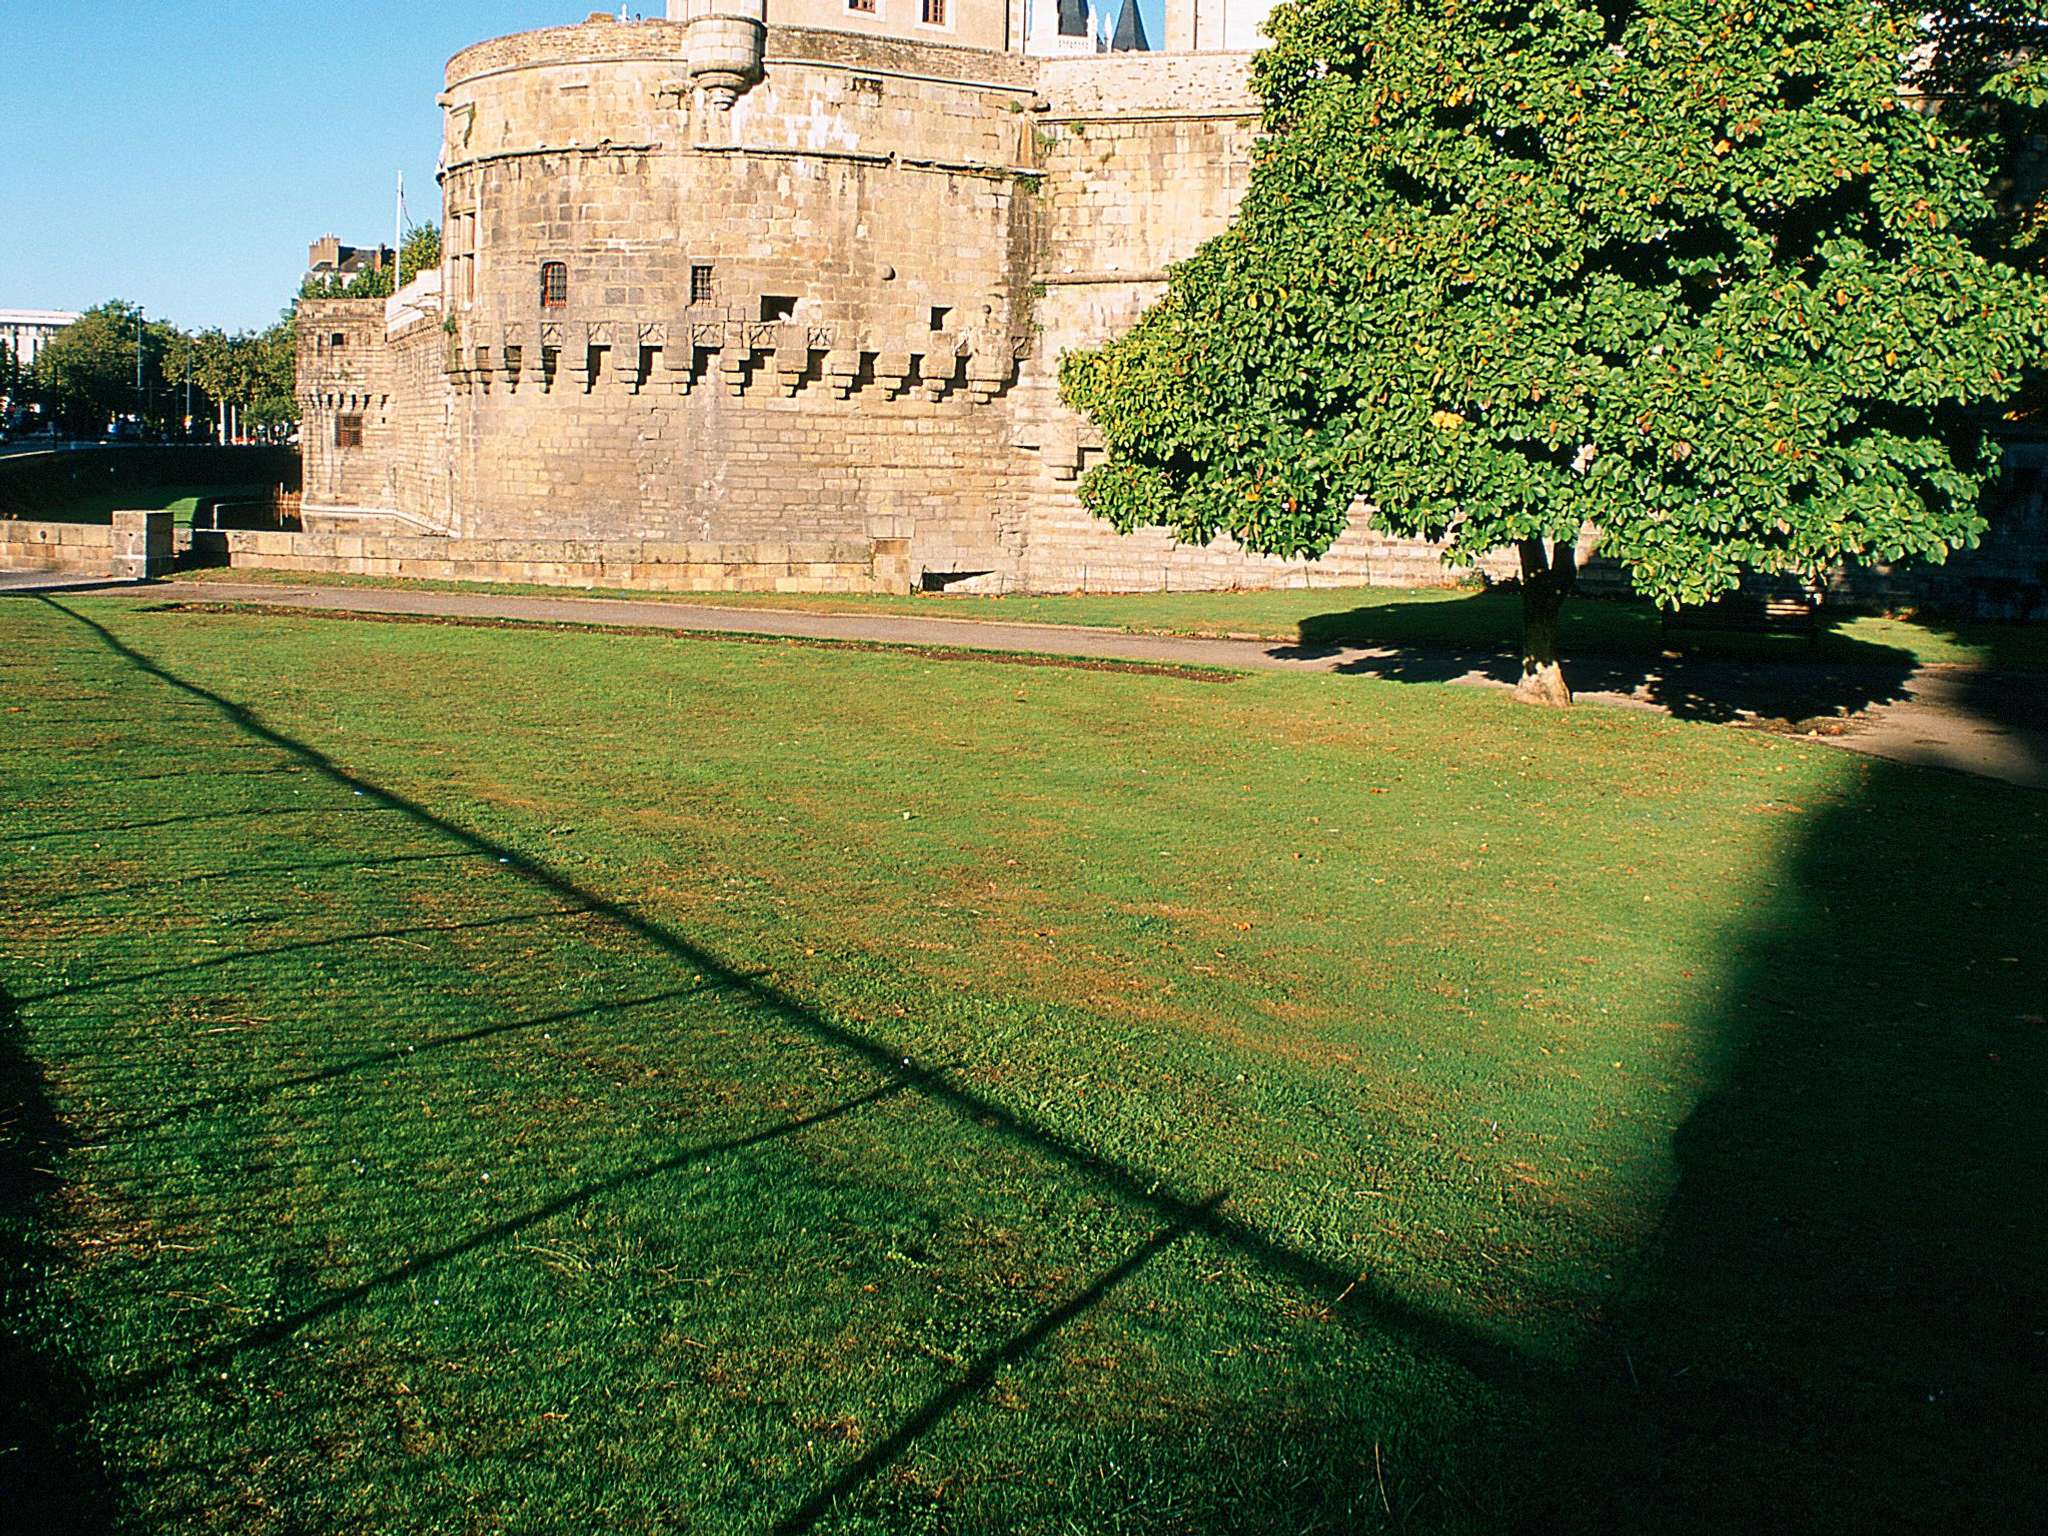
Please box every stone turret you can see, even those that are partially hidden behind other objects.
[673,0,767,110]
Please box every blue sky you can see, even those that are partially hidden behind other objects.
[0,0,1169,336]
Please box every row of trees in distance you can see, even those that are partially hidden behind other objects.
[3,226,443,442]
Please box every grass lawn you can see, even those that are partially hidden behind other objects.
[22,483,280,529]
[1,596,2042,1534]
[170,565,2048,672]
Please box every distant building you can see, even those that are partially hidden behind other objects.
[0,309,81,369]
[306,236,394,285]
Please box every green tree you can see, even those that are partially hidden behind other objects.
[1062,0,2048,703]
[399,223,442,288]
[244,314,300,431]
[35,302,187,438]
[167,314,302,438]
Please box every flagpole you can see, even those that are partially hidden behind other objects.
[394,170,405,295]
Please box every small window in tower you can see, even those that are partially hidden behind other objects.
[760,295,798,323]
[540,261,569,310]
[921,0,947,23]
[335,415,364,449]
[691,264,716,305]
[930,306,952,332]
[330,332,348,350]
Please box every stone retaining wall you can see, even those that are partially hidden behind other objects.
[0,519,114,574]
[194,528,909,594]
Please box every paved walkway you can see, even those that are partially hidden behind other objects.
[16,576,2045,789]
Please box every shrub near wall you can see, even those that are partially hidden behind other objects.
[0,448,301,523]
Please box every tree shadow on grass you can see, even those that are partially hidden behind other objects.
[0,982,117,1533]
[1282,590,1924,724]
[1516,746,2048,1531]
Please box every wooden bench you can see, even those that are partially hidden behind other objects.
[1663,589,1822,645]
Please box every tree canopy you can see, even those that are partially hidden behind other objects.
[34,302,178,436]
[1061,0,2048,698]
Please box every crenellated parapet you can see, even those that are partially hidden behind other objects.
[445,308,1026,406]
[298,10,1299,590]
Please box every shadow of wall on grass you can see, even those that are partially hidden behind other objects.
[36,596,1545,1531]
[30,595,2044,1533]
[1514,749,2048,1532]
[0,982,117,1532]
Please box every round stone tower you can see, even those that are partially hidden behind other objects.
[431,13,1041,577]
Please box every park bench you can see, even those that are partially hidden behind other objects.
[1663,587,1822,646]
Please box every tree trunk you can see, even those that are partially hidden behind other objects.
[1516,538,1575,707]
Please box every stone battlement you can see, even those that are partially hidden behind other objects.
[299,6,1470,593]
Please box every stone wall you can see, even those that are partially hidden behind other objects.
[1014,52,1525,591]
[196,526,908,594]
[288,15,2048,609]
[0,519,114,575]
[305,21,1051,581]
[301,19,1461,593]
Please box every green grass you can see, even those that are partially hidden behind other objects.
[2,598,2042,1534]
[21,483,279,529]
[170,564,2048,672]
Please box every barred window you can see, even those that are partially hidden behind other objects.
[335,415,364,449]
[690,264,716,305]
[921,0,946,22]
[540,261,569,310]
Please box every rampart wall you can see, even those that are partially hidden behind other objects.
[293,16,2035,605]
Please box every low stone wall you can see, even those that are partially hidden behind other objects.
[0,519,114,574]
[193,529,913,595]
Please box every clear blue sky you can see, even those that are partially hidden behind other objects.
[0,0,1169,337]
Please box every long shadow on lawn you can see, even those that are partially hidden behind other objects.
[1516,736,2048,1530]
[29,597,2048,1532]
[35,599,1540,1515]
[121,1078,917,1395]
[1282,591,1921,724]
[0,982,117,1532]
[120,981,752,1140]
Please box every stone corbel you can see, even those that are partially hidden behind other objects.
[873,351,913,400]
[965,346,1014,405]
[537,327,563,394]
[720,346,751,397]
[500,327,527,392]
[824,349,861,399]
[772,322,814,395]
[567,348,595,394]
[661,344,697,396]
[921,338,963,401]
[1044,423,1084,482]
